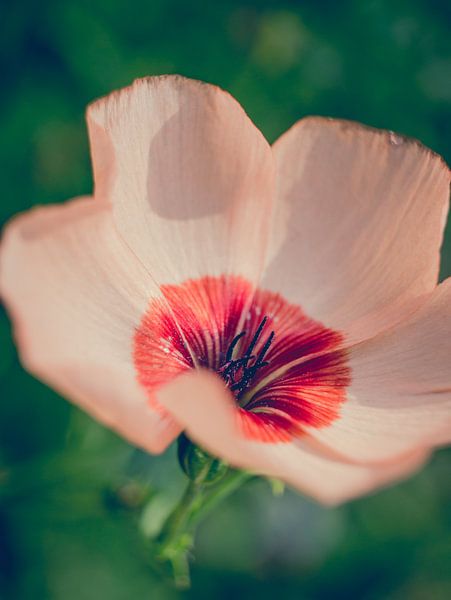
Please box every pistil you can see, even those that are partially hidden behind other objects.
[218,316,275,399]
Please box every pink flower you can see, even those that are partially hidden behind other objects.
[1,76,450,505]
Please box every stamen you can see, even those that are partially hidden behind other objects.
[219,317,275,397]
[245,315,268,361]
[226,331,246,363]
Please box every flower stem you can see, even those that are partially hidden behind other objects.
[152,462,251,588]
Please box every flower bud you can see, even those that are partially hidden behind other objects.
[177,434,228,485]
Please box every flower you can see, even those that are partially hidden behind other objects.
[1,75,450,505]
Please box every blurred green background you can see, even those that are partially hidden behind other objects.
[1,0,451,598]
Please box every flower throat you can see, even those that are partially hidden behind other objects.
[134,274,349,443]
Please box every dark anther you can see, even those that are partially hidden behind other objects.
[219,316,275,397]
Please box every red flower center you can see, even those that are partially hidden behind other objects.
[134,275,350,443]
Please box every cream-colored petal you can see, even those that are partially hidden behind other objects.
[306,278,451,463]
[266,117,450,342]
[157,370,429,505]
[0,198,180,453]
[87,75,275,286]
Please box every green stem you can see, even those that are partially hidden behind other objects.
[189,469,252,528]
[152,463,251,588]
[156,478,202,554]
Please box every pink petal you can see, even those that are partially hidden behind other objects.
[305,278,451,463]
[157,370,429,504]
[266,118,450,342]
[0,198,180,453]
[87,75,275,286]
